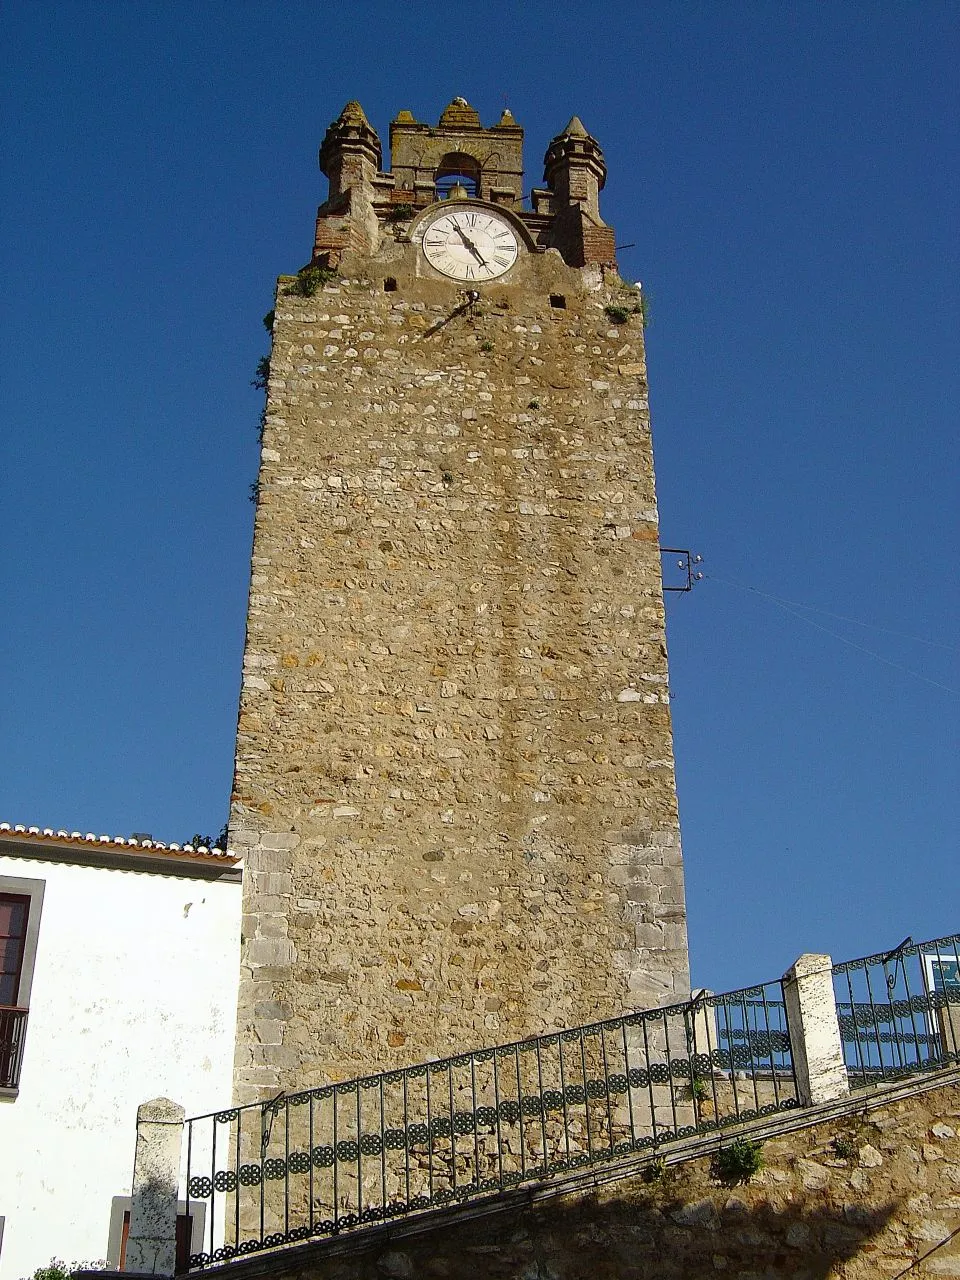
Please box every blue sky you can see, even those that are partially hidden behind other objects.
[1,2,957,994]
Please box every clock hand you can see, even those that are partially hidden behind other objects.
[452,224,488,266]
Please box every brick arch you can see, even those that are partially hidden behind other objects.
[434,152,481,199]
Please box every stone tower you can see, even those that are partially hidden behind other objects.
[231,98,689,1104]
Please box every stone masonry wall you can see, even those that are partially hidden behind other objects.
[231,238,688,1102]
[211,1078,960,1280]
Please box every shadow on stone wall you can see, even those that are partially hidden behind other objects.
[449,1188,900,1280]
[272,1190,900,1280]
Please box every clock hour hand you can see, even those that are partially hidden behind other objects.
[452,224,488,266]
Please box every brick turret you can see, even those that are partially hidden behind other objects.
[540,116,616,268]
[318,100,381,202]
[314,101,383,262]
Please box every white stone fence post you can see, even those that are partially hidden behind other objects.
[123,1096,185,1275]
[783,953,849,1106]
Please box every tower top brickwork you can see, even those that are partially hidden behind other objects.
[313,97,616,271]
[230,98,689,1104]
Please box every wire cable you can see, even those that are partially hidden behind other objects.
[709,574,959,652]
[706,575,960,697]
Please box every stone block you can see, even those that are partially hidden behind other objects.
[246,937,297,967]
[259,831,302,850]
[251,871,293,895]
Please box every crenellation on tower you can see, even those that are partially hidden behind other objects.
[232,98,689,1105]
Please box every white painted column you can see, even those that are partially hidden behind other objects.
[124,1097,185,1275]
[783,953,849,1105]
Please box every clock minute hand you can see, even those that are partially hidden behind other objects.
[453,224,488,266]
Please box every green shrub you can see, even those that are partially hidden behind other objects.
[604,304,631,325]
[388,203,415,222]
[21,1264,73,1280]
[252,355,270,391]
[186,824,228,851]
[285,263,338,297]
[20,1262,105,1280]
[833,1134,858,1160]
[713,1137,764,1183]
[691,1073,709,1102]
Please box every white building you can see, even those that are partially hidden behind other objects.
[0,826,242,1278]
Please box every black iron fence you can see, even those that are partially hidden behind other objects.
[184,978,796,1268]
[833,932,960,1087]
[181,933,960,1267]
[0,1006,28,1089]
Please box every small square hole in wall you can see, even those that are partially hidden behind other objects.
[384,277,398,292]
[549,294,566,309]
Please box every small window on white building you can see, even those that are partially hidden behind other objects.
[0,877,45,1093]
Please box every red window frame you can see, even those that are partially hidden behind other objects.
[0,893,29,1008]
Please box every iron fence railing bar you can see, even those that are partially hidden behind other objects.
[748,991,762,1115]
[620,1018,636,1144]
[183,935,956,1268]
[905,954,924,1068]
[402,1069,411,1209]
[640,1012,656,1147]
[211,1110,219,1259]
[185,1114,194,1261]
[557,1030,570,1171]
[232,1106,239,1249]
[759,988,774,1107]
[331,1085,339,1233]
[706,989,721,1127]
[534,1036,546,1173]
[882,957,906,1073]
[945,939,960,1059]
[865,962,887,1078]
[258,1105,265,1245]
[724,996,741,1120]
[358,1084,365,1221]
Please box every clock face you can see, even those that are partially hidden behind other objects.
[420,207,520,282]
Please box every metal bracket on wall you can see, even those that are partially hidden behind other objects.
[661,549,703,593]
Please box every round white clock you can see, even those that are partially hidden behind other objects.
[420,207,520,282]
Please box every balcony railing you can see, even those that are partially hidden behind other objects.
[0,1005,28,1089]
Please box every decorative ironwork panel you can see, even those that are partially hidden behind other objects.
[833,932,960,1088]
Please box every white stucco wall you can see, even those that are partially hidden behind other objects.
[0,854,242,1278]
